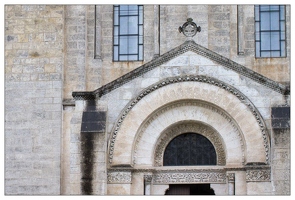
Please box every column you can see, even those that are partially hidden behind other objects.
[228,173,235,195]
[144,175,153,195]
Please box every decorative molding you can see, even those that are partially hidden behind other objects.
[246,169,271,182]
[153,170,226,184]
[72,92,95,100]
[72,40,288,100]
[151,121,227,166]
[108,75,270,164]
[107,171,132,184]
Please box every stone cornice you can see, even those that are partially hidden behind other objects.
[72,40,289,99]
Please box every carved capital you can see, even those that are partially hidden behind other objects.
[227,173,235,182]
[144,175,153,183]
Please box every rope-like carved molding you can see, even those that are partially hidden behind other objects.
[108,75,269,164]
[90,40,287,98]
[153,169,227,184]
[107,171,132,184]
[246,169,271,182]
[150,122,227,166]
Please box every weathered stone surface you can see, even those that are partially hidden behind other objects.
[5,4,290,196]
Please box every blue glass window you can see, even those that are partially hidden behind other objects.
[113,5,143,61]
[255,5,286,57]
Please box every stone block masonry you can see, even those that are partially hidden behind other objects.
[271,106,290,195]
[5,5,64,194]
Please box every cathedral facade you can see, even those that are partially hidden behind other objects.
[5,5,290,195]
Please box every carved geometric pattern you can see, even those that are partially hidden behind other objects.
[108,75,269,164]
[153,170,226,184]
[107,171,132,184]
[85,40,287,99]
[153,122,226,167]
[163,133,217,166]
[246,169,271,182]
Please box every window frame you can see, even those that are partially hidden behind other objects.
[255,5,286,58]
[113,5,144,62]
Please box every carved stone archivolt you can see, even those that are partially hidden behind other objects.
[108,75,270,164]
[132,99,244,165]
[153,121,226,166]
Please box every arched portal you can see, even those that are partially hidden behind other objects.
[163,133,217,166]
[109,76,270,167]
[107,76,271,195]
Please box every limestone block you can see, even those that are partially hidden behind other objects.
[162,55,189,67]
[151,184,169,195]
[107,184,131,195]
[247,182,273,195]
[211,184,227,195]
[131,173,144,195]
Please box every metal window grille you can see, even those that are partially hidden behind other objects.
[163,133,217,166]
[113,5,143,61]
[255,5,286,58]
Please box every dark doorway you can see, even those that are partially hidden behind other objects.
[165,184,215,195]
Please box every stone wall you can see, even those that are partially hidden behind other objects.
[5,4,291,195]
[5,5,64,194]
[271,106,290,195]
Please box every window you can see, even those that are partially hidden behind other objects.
[113,5,143,61]
[255,5,286,57]
[163,133,217,166]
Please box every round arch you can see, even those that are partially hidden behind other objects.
[153,121,226,167]
[108,75,269,167]
[163,132,217,166]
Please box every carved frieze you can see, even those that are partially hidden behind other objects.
[107,171,132,184]
[153,170,226,184]
[246,169,271,182]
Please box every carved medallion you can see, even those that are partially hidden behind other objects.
[179,18,201,38]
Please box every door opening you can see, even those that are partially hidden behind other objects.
[165,184,215,195]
